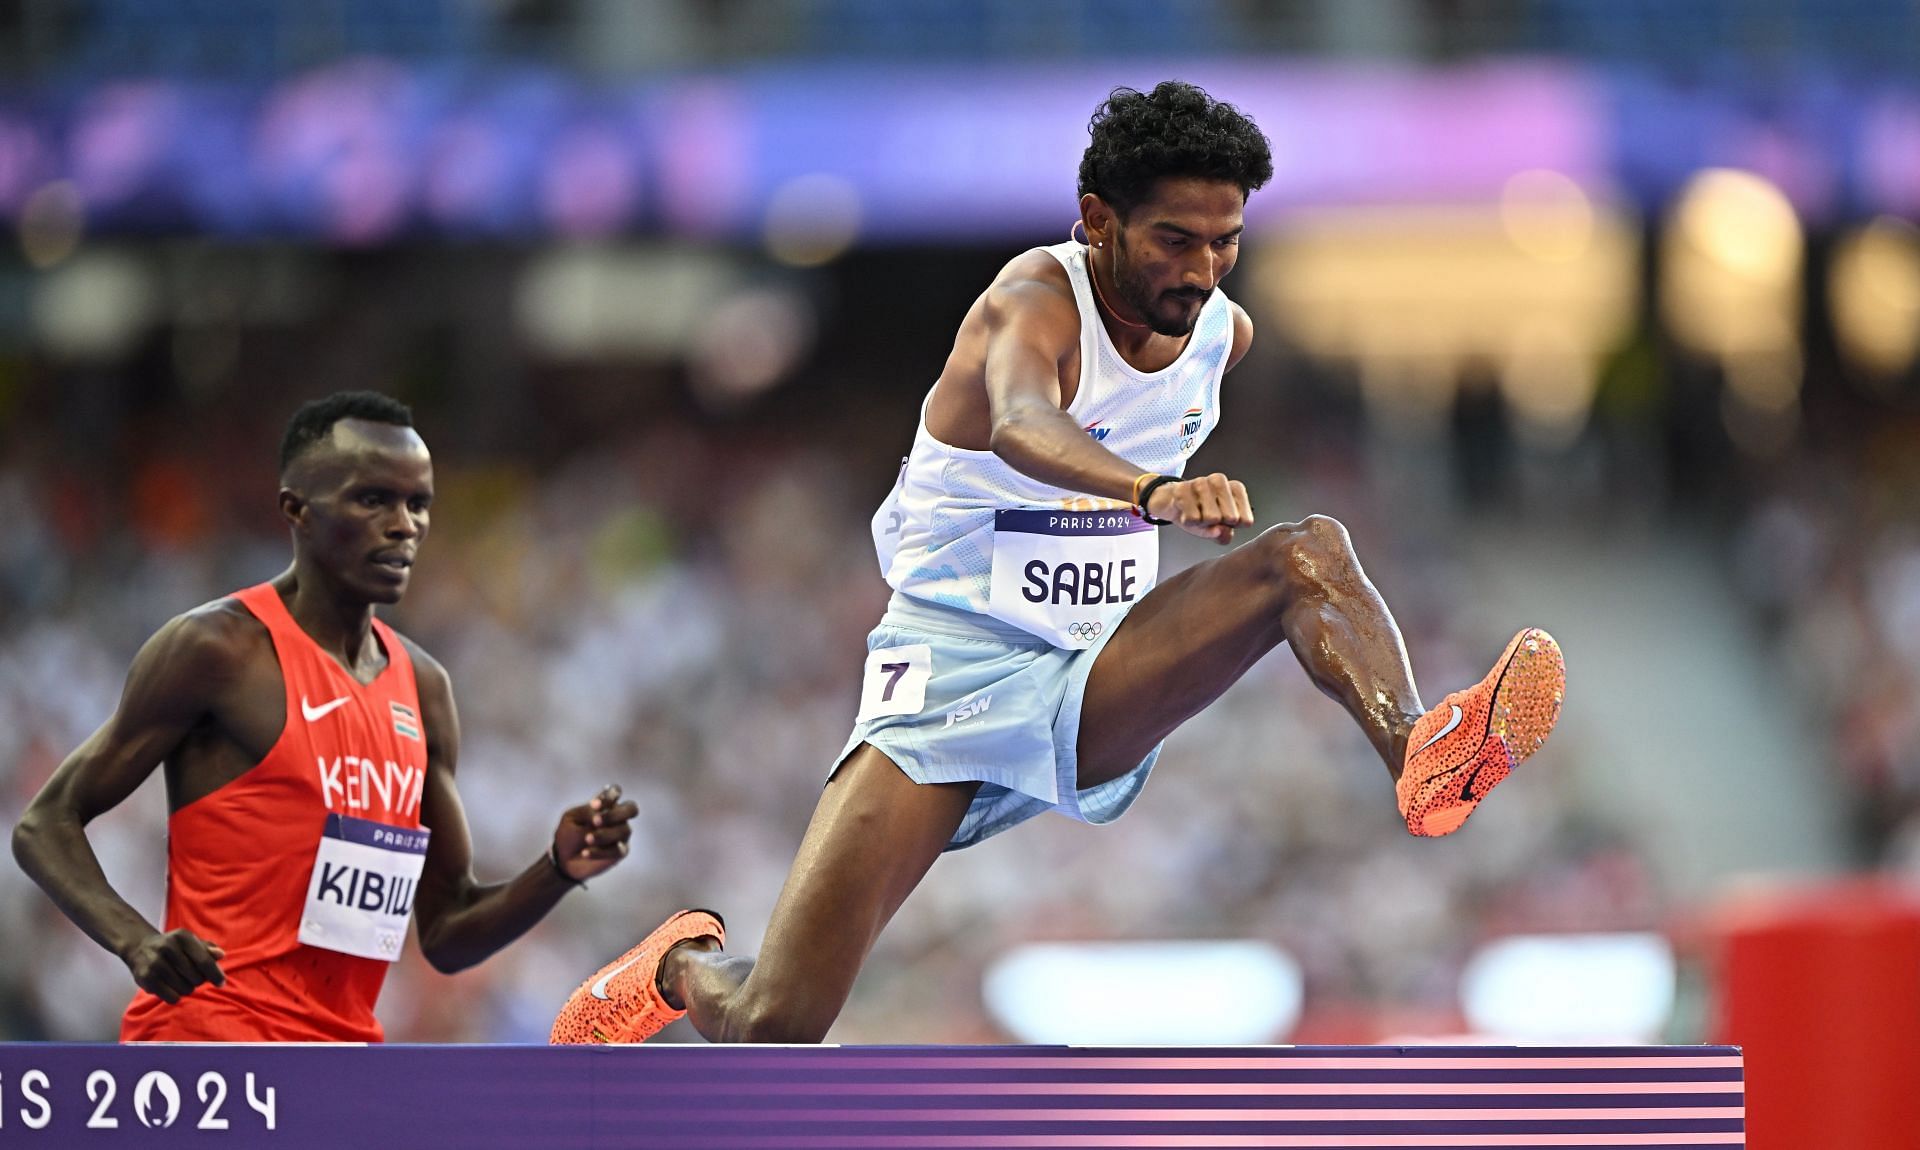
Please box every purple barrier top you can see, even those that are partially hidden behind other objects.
[0,1043,1743,1148]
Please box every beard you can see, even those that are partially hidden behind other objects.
[1113,233,1210,337]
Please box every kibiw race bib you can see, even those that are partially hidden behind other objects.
[298,813,430,962]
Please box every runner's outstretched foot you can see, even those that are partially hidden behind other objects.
[1396,629,1564,837]
[550,909,724,1044]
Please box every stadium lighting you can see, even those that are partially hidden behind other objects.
[1459,932,1676,1043]
[1830,215,1920,384]
[983,940,1303,1045]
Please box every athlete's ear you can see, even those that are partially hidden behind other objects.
[278,487,306,530]
[1080,193,1120,249]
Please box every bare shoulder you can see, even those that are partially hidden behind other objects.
[112,596,272,722]
[982,248,1080,343]
[1226,298,1254,372]
[157,597,272,679]
[993,247,1074,292]
[391,629,451,699]
[987,248,1076,307]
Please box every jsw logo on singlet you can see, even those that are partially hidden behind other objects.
[315,755,424,819]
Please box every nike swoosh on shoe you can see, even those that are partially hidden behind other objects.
[1413,704,1463,755]
[590,951,653,1001]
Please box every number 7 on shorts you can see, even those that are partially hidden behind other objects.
[857,644,932,722]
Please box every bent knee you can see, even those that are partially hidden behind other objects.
[1253,514,1353,583]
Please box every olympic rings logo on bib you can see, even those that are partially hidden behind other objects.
[1067,621,1105,640]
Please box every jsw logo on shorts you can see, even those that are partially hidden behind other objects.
[943,695,992,728]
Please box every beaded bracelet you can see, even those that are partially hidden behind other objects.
[1134,474,1178,526]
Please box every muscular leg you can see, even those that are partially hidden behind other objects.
[657,744,978,1043]
[1077,514,1426,788]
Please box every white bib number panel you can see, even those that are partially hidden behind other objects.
[857,643,933,722]
[988,509,1158,649]
[298,813,430,962]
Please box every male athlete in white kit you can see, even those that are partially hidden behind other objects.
[551,80,1566,1045]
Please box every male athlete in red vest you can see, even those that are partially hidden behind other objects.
[12,391,637,1041]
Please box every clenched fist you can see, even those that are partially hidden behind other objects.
[1145,472,1255,545]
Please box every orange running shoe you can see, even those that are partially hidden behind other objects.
[1396,628,1564,838]
[549,909,725,1044]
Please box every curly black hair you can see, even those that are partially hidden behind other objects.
[279,391,415,476]
[1077,81,1273,219]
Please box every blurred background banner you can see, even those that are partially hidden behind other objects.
[1,3,1918,1146]
[2,60,1918,241]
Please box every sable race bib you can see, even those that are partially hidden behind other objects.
[298,813,430,962]
[988,509,1158,649]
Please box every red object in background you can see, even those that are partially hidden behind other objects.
[132,454,212,551]
[1707,878,1920,1149]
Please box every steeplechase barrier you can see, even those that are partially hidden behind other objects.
[0,1043,1743,1147]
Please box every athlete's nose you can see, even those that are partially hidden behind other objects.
[385,507,422,539]
[1184,248,1220,292]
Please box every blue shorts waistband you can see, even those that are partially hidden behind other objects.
[879,591,1049,645]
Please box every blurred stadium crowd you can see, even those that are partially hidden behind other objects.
[1,0,1918,1045]
[1736,416,1920,866]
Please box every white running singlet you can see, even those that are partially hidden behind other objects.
[871,240,1234,643]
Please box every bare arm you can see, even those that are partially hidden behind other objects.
[12,611,236,1002]
[982,275,1150,503]
[407,643,634,974]
[982,265,1255,543]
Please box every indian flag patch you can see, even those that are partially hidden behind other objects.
[390,701,421,742]
[1179,407,1204,453]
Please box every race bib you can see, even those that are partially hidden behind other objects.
[298,813,430,962]
[988,509,1158,649]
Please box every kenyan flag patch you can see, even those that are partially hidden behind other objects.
[391,701,421,742]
